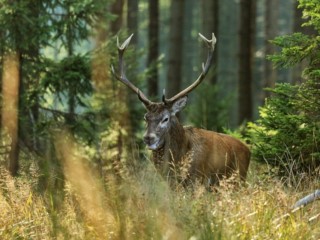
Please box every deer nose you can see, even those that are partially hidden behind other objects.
[143,133,156,145]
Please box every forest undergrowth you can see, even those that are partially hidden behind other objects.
[0,137,319,240]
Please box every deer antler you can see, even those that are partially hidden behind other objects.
[163,33,217,104]
[111,34,153,107]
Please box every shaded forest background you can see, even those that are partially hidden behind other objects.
[0,0,317,177]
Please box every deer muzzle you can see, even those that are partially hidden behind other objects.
[143,133,162,150]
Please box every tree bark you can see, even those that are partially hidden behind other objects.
[1,52,20,175]
[109,0,132,165]
[201,0,219,85]
[183,0,195,86]
[19,0,41,152]
[110,0,125,34]
[263,0,279,99]
[127,0,138,45]
[166,0,185,98]
[238,0,255,124]
[147,0,159,97]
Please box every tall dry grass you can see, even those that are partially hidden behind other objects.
[0,135,319,239]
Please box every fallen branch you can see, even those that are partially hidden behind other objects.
[292,189,320,210]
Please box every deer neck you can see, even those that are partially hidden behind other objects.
[167,117,187,161]
[152,117,187,165]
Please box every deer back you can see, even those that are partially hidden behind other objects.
[183,127,251,182]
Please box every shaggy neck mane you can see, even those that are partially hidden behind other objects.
[167,117,187,161]
[152,116,187,166]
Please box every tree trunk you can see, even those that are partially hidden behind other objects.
[91,4,110,177]
[25,0,41,151]
[110,0,125,34]
[65,3,76,126]
[147,0,159,97]
[263,0,279,99]
[126,0,142,139]
[238,0,255,124]
[201,0,219,85]
[183,0,196,86]
[1,52,20,176]
[127,0,138,45]
[110,0,132,165]
[166,0,185,98]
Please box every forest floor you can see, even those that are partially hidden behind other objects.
[0,150,319,239]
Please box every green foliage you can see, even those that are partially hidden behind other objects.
[249,0,320,179]
[0,0,52,51]
[51,0,111,52]
[248,84,320,176]
[299,0,320,32]
[267,0,320,69]
[267,33,316,68]
[42,54,92,105]
[39,54,98,143]
[0,0,112,147]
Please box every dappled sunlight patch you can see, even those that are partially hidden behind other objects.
[54,130,116,238]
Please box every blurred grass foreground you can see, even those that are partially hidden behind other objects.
[0,129,319,239]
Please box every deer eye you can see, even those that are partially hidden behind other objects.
[162,117,169,123]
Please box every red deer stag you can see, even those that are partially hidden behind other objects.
[112,33,250,186]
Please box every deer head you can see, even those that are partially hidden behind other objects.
[112,33,217,150]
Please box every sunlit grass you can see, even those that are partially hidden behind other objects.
[0,136,319,239]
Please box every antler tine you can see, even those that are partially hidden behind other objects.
[112,34,152,107]
[164,33,217,104]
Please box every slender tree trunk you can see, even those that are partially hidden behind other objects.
[1,52,20,175]
[66,4,76,126]
[183,0,195,86]
[166,0,185,98]
[126,0,142,141]
[26,0,41,151]
[9,1,41,153]
[263,0,278,99]
[91,3,110,177]
[127,0,138,45]
[110,0,124,34]
[147,0,159,97]
[292,3,303,85]
[201,0,219,85]
[238,0,255,124]
[110,4,129,236]
[110,0,131,167]
[92,3,109,90]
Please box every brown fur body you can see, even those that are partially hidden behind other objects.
[152,116,251,185]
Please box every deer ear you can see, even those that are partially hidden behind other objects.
[171,96,188,115]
